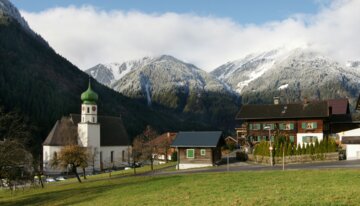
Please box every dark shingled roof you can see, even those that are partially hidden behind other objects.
[171,131,223,148]
[235,101,329,120]
[43,114,130,146]
[342,136,360,144]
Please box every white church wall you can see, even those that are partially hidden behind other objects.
[100,146,130,169]
[43,145,64,174]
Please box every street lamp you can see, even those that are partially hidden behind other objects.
[263,125,273,166]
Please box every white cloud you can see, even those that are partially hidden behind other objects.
[20,0,360,71]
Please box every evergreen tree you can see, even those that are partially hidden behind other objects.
[296,144,302,155]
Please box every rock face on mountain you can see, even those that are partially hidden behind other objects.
[212,48,360,106]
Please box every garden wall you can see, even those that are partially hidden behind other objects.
[248,152,338,165]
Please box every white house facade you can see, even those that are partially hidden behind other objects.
[338,128,360,160]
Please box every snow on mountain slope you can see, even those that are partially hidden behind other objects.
[85,57,154,86]
[110,55,236,108]
[212,48,360,105]
[211,48,292,93]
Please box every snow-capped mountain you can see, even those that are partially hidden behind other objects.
[85,57,154,86]
[212,48,360,105]
[88,55,239,116]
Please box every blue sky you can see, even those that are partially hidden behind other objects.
[14,0,360,71]
[12,0,330,25]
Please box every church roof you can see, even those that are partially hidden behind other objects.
[43,114,130,146]
[42,117,78,146]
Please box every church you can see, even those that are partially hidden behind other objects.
[42,81,131,174]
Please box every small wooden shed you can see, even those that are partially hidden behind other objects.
[171,131,224,169]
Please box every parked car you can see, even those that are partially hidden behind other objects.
[55,176,66,181]
[45,177,56,183]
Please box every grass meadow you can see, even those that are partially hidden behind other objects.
[1,168,360,205]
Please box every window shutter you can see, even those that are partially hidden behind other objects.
[257,136,261,141]
[279,124,284,130]
[271,124,275,130]
[290,123,294,130]
[313,122,317,129]
[290,136,295,143]
[271,136,274,142]
[249,124,253,130]
[256,124,260,130]
[302,122,306,129]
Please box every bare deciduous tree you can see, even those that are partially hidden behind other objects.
[51,145,89,183]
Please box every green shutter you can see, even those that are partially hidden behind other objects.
[249,124,253,130]
[187,149,194,158]
[271,124,275,130]
[256,124,260,130]
[290,123,294,130]
[279,124,284,130]
[271,136,274,142]
[257,136,261,141]
[313,122,317,129]
[302,122,306,129]
[290,136,295,143]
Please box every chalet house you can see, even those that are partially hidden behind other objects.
[171,131,224,169]
[148,132,177,162]
[235,98,350,146]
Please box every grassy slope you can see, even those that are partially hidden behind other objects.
[1,169,360,205]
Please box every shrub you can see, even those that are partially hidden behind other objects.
[171,151,177,161]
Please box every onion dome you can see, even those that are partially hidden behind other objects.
[81,80,98,104]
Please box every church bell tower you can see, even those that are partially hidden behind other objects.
[78,79,100,155]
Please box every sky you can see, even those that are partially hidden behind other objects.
[10,0,360,71]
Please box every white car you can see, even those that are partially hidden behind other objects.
[45,177,56,183]
[55,176,66,181]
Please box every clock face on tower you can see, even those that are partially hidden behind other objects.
[92,106,96,112]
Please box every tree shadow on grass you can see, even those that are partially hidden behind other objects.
[1,176,181,206]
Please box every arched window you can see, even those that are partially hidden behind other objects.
[87,107,90,113]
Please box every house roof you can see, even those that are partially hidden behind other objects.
[235,101,329,120]
[341,136,360,144]
[171,131,223,148]
[43,114,130,146]
[327,98,349,115]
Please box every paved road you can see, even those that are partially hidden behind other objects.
[141,159,360,177]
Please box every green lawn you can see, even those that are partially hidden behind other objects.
[1,169,360,205]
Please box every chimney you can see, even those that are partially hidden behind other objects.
[274,97,280,105]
